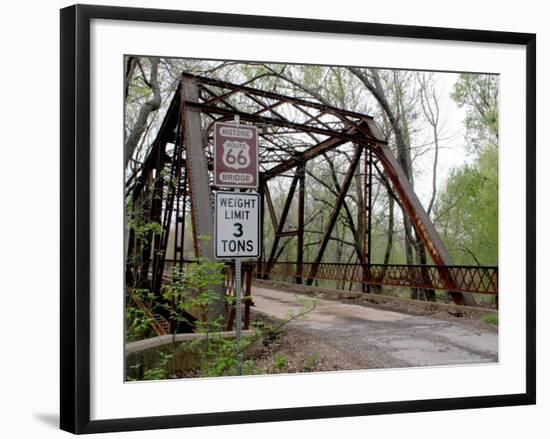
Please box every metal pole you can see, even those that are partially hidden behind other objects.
[235,258,242,375]
[232,114,243,375]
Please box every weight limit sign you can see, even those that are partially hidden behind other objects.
[215,191,261,259]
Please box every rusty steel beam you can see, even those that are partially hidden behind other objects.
[373,142,475,306]
[253,99,287,116]
[245,92,288,122]
[224,263,254,331]
[263,126,361,180]
[181,72,378,123]
[362,147,373,294]
[306,146,363,285]
[199,73,275,107]
[263,180,279,233]
[183,101,383,148]
[277,230,299,237]
[292,103,336,132]
[181,78,225,319]
[265,169,300,277]
[173,158,187,268]
[258,181,265,268]
[143,142,166,289]
[151,127,182,294]
[296,161,305,284]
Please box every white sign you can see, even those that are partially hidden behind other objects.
[215,191,261,259]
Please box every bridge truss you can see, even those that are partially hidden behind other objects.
[125,72,498,333]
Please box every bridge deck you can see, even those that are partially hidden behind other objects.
[252,285,498,369]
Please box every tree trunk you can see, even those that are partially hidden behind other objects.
[124,57,162,169]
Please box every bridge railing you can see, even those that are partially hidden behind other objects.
[162,259,254,329]
[161,259,498,301]
[253,262,498,296]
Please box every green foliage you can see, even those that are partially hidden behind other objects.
[127,255,322,380]
[125,198,164,290]
[262,323,282,347]
[126,289,157,342]
[482,314,498,325]
[161,257,225,334]
[191,337,236,377]
[435,145,498,264]
[273,354,288,370]
[128,289,320,380]
[242,359,259,376]
[127,255,230,379]
[435,139,498,265]
[126,200,162,241]
[436,74,499,266]
[142,352,174,381]
[451,74,498,153]
[142,367,167,381]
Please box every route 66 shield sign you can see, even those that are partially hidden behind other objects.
[214,122,258,188]
[222,141,251,170]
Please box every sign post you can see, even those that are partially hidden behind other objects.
[235,258,242,374]
[214,117,260,375]
[214,190,260,373]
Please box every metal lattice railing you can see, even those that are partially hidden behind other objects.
[254,262,498,295]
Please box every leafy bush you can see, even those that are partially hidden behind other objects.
[128,255,319,380]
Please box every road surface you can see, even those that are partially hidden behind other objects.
[252,285,498,369]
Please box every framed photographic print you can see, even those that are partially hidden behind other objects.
[60,4,536,434]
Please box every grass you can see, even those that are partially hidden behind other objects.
[482,313,498,325]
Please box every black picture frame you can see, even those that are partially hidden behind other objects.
[60,4,536,434]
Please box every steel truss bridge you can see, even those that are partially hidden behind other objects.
[125,72,498,336]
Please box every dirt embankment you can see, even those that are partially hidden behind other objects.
[249,311,381,374]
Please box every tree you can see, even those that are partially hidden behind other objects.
[435,73,499,266]
[124,56,162,170]
[417,72,441,217]
[451,74,498,153]
[434,145,498,265]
